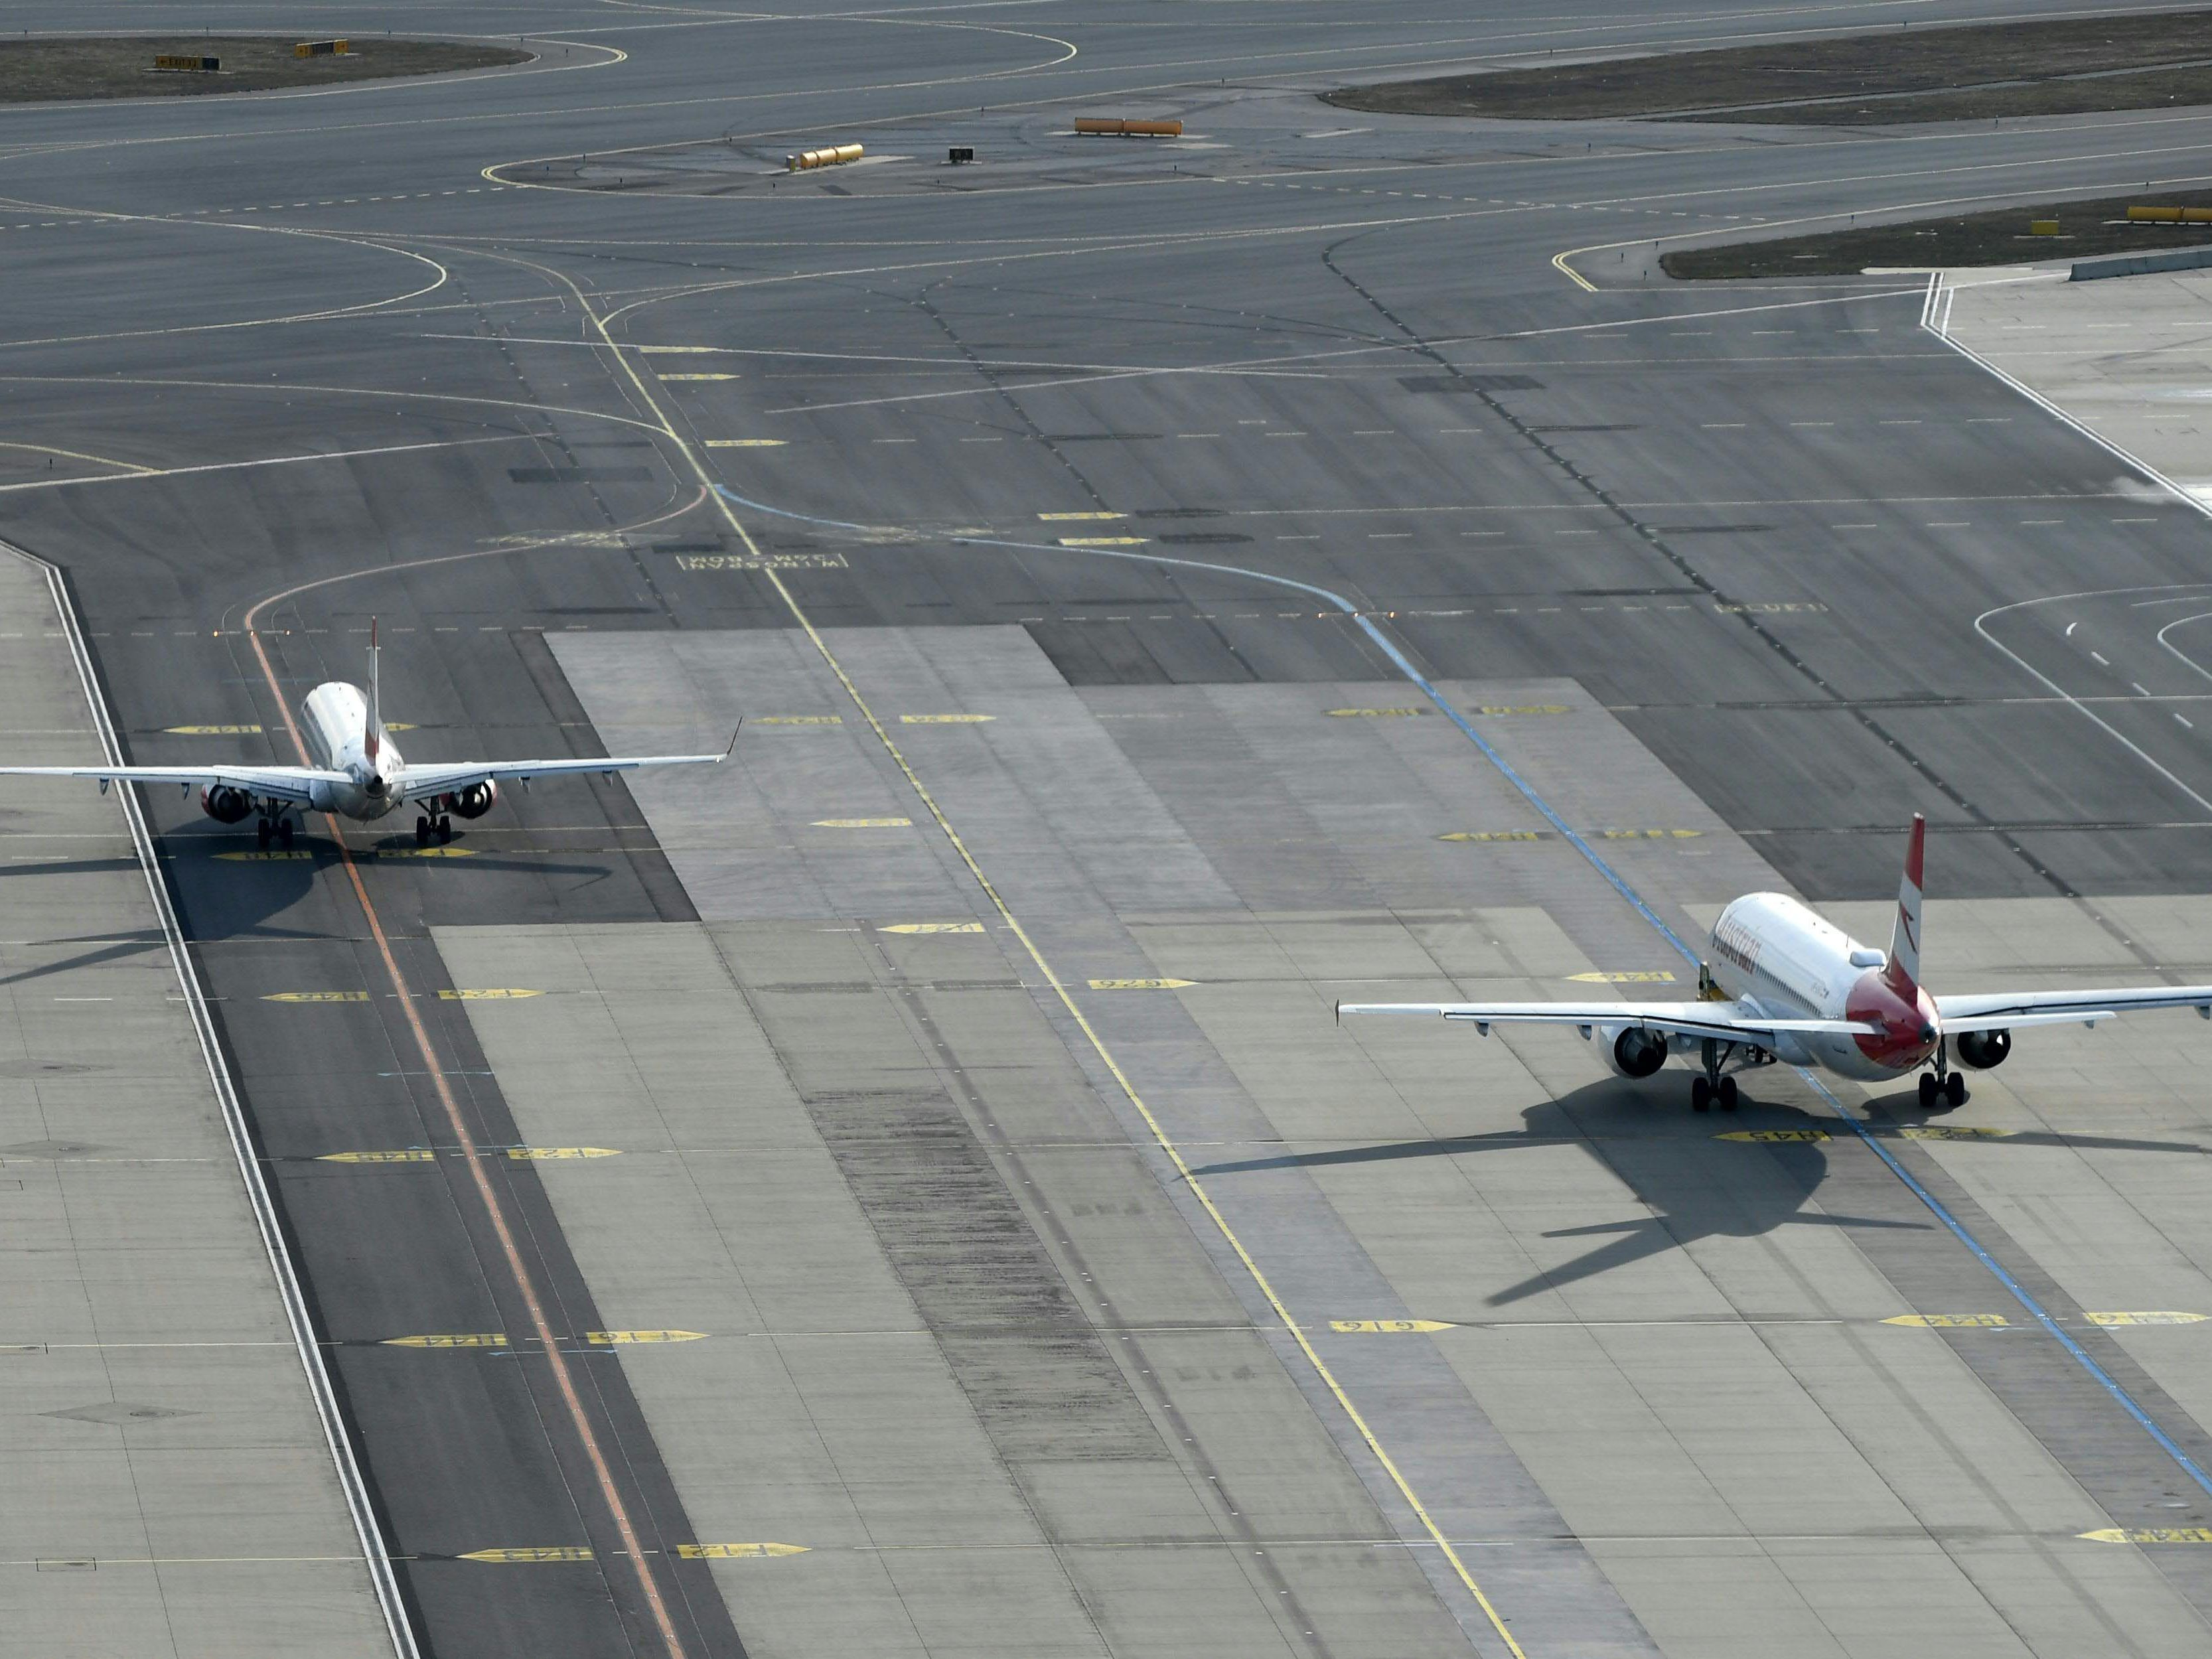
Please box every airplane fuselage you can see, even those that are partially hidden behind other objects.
[1706,892,1937,1081]
[299,681,404,821]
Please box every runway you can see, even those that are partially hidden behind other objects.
[8,3,2212,1656]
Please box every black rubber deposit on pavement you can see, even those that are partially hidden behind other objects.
[1325,9,2212,124]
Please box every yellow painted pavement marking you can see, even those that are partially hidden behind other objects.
[1439,830,1543,841]
[165,723,262,735]
[639,346,719,355]
[1883,1314,2010,1328]
[1901,1125,2013,1140]
[1058,536,1147,546]
[1567,970,1677,983]
[1089,977,1197,990]
[588,1330,707,1345]
[375,846,477,859]
[2082,1528,2212,1544]
[320,1150,438,1163]
[1038,510,1124,521]
[1597,828,1702,839]
[217,849,315,861]
[510,1147,622,1161]
[879,922,985,934]
[1719,1129,1830,1143]
[264,990,370,1003]
[387,1333,509,1348]
[576,261,1538,1659]
[2087,1311,2208,1326]
[704,439,786,447]
[813,817,912,828]
[658,373,739,382]
[1331,1319,1457,1334]
[754,714,841,724]
[678,1542,809,1559]
[1474,704,1572,716]
[321,1147,620,1163]
[1327,707,1424,717]
[460,1547,594,1563]
[438,988,543,1001]
[901,713,995,724]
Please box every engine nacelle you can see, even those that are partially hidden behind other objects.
[439,780,498,820]
[199,784,253,824]
[1598,1022,1669,1080]
[1954,1028,2011,1070]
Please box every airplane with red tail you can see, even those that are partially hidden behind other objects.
[1340,816,2212,1112]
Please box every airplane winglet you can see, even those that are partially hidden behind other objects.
[719,718,743,761]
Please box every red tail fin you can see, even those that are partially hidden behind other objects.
[1885,814,1924,996]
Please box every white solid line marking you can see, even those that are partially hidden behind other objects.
[2091,651,2110,666]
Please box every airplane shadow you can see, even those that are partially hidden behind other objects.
[1193,1072,2206,1307]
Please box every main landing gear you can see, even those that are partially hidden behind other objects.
[255,811,295,850]
[414,814,453,847]
[1690,1037,1741,1113]
[1918,1039,1968,1112]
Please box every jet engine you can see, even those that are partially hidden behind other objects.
[199,784,252,824]
[1954,1028,2011,1070]
[1598,1023,1669,1079]
[439,780,498,820]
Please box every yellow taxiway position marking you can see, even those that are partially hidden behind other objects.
[1474,704,1572,716]
[1038,510,1124,521]
[1328,707,1424,717]
[880,922,985,934]
[217,849,315,861]
[1719,1129,1831,1143]
[438,988,543,1001]
[510,1147,621,1161]
[321,1147,620,1163]
[901,713,995,724]
[588,1330,707,1345]
[678,1542,809,1559]
[386,1333,509,1348]
[1884,1313,2010,1328]
[2082,1528,2212,1544]
[755,714,841,724]
[1568,970,1677,983]
[264,990,370,1004]
[1901,1125,2012,1140]
[376,845,477,859]
[460,1547,594,1563]
[321,1150,439,1164]
[1439,830,1542,842]
[1090,978,1197,990]
[165,723,262,735]
[813,817,912,828]
[1059,536,1147,546]
[1597,829,1702,839]
[1331,1319,1457,1334]
[704,438,786,447]
[2087,1311,2208,1326]
[658,373,739,382]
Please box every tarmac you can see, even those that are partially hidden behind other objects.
[7,1,2212,1655]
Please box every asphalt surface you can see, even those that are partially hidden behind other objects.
[9,3,2212,1656]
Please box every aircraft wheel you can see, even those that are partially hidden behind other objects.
[1691,1076,1712,1112]
[1917,1072,1939,1109]
[256,818,271,849]
[277,818,294,849]
[437,816,453,845]
[414,818,430,847]
[1718,1076,1739,1112]
[1943,1071,1968,1109]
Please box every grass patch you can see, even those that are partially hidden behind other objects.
[1660,189,2212,279]
[0,36,530,102]
[1325,10,2212,125]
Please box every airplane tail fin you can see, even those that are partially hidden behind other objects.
[365,617,382,762]
[1885,813,1925,997]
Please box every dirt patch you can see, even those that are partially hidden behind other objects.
[0,36,530,102]
[1660,189,2212,279]
[1324,11,2212,125]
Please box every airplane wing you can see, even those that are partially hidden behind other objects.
[397,744,731,800]
[0,764,346,805]
[1935,987,2212,1030]
[1337,999,1880,1045]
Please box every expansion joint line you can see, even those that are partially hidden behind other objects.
[539,295,1531,1654]
[238,603,692,1657]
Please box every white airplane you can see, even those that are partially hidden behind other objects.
[1341,815,2212,1114]
[0,625,732,849]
